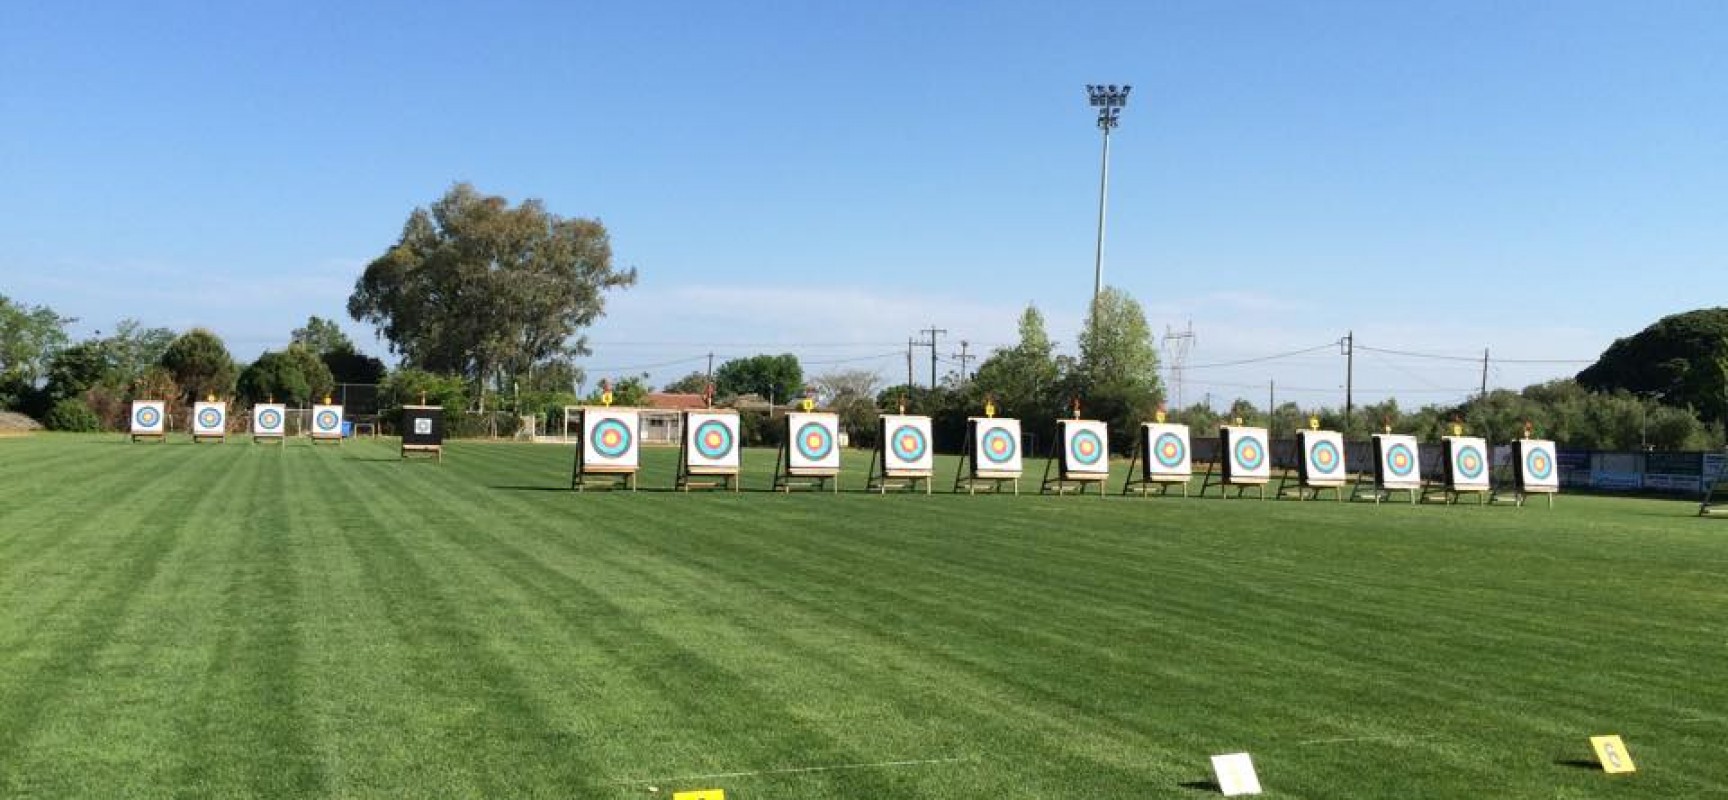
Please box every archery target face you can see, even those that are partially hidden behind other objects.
[1062,419,1110,475]
[583,408,640,469]
[1446,436,1490,490]
[881,414,933,473]
[786,412,840,471]
[1142,423,1191,479]
[252,403,286,436]
[1375,434,1422,490]
[1519,439,1559,491]
[193,402,227,435]
[684,411,740,470]
[312,404,344,437]
[131,401,166,434]
[971,417,1022,476]
[1222,426,1271,482]
[1301,429,1346,486]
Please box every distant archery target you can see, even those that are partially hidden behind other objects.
[1445,436,1489,491]
[880,415,933,473]
[1387,444,1415,477]
[131,402,164,433]
[193,403,226,435]
[592,419,632,458]
[1070,430,1103,465]
[1061,420,1109,475]
[1140,423,1191,479]
[1221,426,1271,482]
[1298,429,1346,487]
[982,428,1017,463]
[1311,441,1340,474]
[694,420,733,460]
[1373,434,1422,490]
[1155,433,1186,468]
[786,412,840,472]
[797,423,833,461]
[312,405,344,437]
[1519,439,1559,491]
[258,409,282,429]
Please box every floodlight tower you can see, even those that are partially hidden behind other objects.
[1086,83,1131,309]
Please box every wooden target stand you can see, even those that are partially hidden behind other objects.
[1041,420,1108,497]
[773,408,839,493]
[866,416,932,495]
[1699,475,1728,517]
[569,406,639,492]
[1121,435,1189,498]
[953,417,1020,495]
[1198,460,1268,499]
[676,410,740,492]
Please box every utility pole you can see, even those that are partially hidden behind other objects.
[921,325,947,389]
[906,338,916,389]
[1480,348,1490,398]
[1268,380,1275,431]
[954,340,974,382]
[1162,322,1195,409]
[1342,331,1355,432]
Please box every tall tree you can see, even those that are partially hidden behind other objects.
[1577,307,1728,422]
[714,354,803,403]
[1067,287,1163,451]
[971,304,1063,446]
[290,315,355,355]
[159,328,237,404]
[0,295,72,411]
[660,371,712,395]
[348,183,637,393]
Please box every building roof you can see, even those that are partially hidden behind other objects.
[646,392,710,410]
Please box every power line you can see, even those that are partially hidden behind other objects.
[1185,342,1339,370]
[1357,344,1592,365]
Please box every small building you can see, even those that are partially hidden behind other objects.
[642,392,711,445]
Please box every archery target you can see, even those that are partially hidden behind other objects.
[684,411,740,471]
[131,401,166,435]
[880,414,933,474]
[1221,426,1271,483]
[1299,429,1346,487]
[970,417,1022,477]
[1141,422,1191,479]
[1061,419,1110,476]
[1374,433,1422,490]
[583,408,640,469]
[311,404,344,438]
[252,403,286,436]
[1445,436,1490,491]
[193,402,227,436]
[786,412,841,472]
[1518,438,1559,491]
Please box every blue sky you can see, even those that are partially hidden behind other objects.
[3,1,1724,408]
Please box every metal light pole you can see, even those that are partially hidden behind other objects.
[1086,84,1131,310]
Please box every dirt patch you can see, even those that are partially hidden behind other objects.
[0,411,44,434]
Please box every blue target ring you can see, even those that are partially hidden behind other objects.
[1525,447,1553,480]
[1154,432,1186,468]
[981,427,1017,464]
[1309,439,1341,475]
[258,409,282,430]
[890,424,928,463]
[692,420,733,460]
[135,405,161,428]
[795,422,834,461]
[315,410,340,432]
[197,407,223,429]
[1069,428,1104,466]
[1456,445,1485,479]
[1233,435,1266,471]
[591,418,633,458]
[1386,443,1416,477]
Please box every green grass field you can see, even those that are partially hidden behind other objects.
[1,434,1724,798]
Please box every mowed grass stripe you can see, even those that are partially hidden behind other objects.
[0,436,1725,797]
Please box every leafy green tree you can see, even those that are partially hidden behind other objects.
[971,305,1062,446]
[1577,308,1728,422]
[585,375,649,407]
[44,397,101,432]
[237,345,333,406]
[44,341,114,403]
[660,371,712,395]
[714,353,803,404]
[1066,287,1162,452]
[349,183,637,392]
[159,328,236,404]
[0,295,71,412]
[103,320,177,388]
[284,345,336,402]
[815,369,882,448]
[291,315,355,355]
